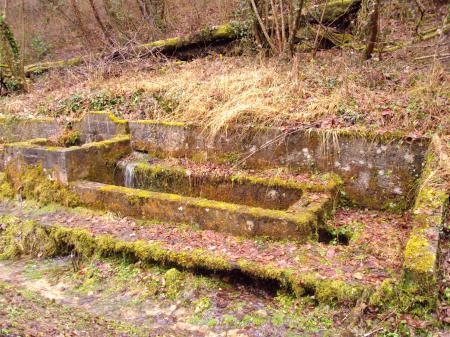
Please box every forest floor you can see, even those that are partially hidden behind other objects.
[0,199,449,337]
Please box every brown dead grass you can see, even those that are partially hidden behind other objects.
[2,0,448,138]
[1,45,448,137]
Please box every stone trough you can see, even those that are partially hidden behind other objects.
[3,135,130,184]
[72,156,340,240]
[1,112,340,241]
[0,111,448,300]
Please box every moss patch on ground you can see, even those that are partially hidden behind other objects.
[0,279,146,336]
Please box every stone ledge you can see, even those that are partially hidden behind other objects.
[70,180,332,241]
[402,143,449,297]
[129,120,430,210]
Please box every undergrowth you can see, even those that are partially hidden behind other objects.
[1,51,448,138]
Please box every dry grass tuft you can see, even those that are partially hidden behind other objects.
[2,48,448,138]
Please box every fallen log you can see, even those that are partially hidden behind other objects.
[295,25,354,52]
[2,1,362,79]
[305,0,361,26]
[13,23,238,77]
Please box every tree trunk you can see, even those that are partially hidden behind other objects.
[286,0,305,56]
[69,0,95,48]
[364,0,380,60]
[87,0,114,46]
[102,0,132,41]
[0,14,26,92]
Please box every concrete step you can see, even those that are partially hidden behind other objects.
[70,177,337,242]
[0,200,412,306]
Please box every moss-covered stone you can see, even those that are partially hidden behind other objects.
[0,217,365,306]
[73,180,317,241]
[404,229,436,274]
[5,163,80,207]
[0,172,14,199]
[369,278,436,316]
[400,139,448,311]
[0,216,59,259]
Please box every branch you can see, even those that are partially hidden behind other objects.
[249,0,277,52]
[287,0,305,56]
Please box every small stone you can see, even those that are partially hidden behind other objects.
[254,309,268,318]
[354,272,363,280]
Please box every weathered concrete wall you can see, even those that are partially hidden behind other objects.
[72,112,129,143]
[71,180,331,241]
[0,112,129,172]
[403,142,449,291]
[114,161,320,210]
[0,118,63,143]
[3,136,131,184]
[130,122,430,210]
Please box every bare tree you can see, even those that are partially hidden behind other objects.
[87,0,114,46]
[249,0,305,58]
[136,0,166,30]
[102,0,133,41]
[364,0,380,60]
[69,0,97,48]
[0,1,27,93]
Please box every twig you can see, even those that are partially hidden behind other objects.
[312,0,329,58]
[415,53,450,61]
[279,0,286,52]
[271,0,281,51]
[249,0,277,52]
[413,0,425,35]
[232,125,315,168]
[363,327,384,337]
[286,0,304,56]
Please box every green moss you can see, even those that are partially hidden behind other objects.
[5,163,80,207]
[134,120,185,127]
[80,135,130,149]
[369,278,436,315]
[217,152,241,165]
[414,186,448,226]
[230,172,341,193]
[401,140,448,293]
[0,217,373,306]
[313,279,362,305]
[190,151,208,163]
[4,138,48,149]
[24,56,83,75]
[238,260,364,305]
[413,147,448,222]
[317,127,423,144]
[146,37,180,48]
[163,268,184,299]
[89,111,128,125]
[55,130,81,147]
[99,184,181,202]
[0,217,59,259]
[0,172,14,199]
[404,229,436,274]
